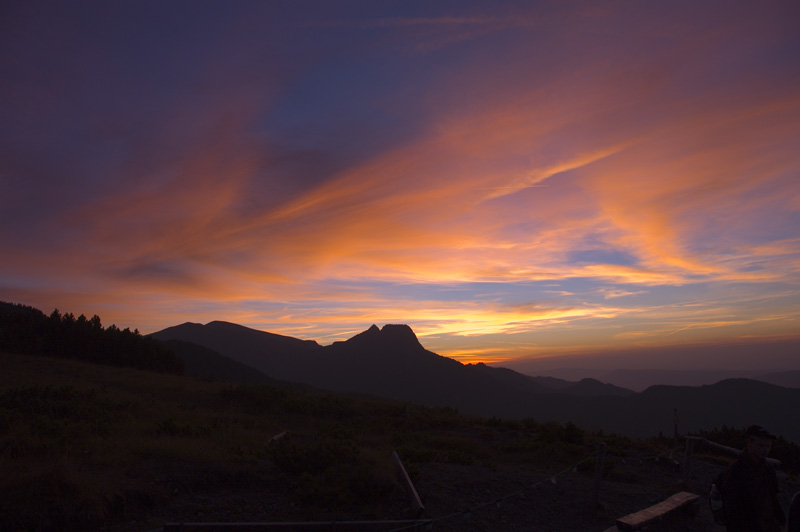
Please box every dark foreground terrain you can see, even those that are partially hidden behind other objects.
[119,449,738,532]
[2,352,797,532]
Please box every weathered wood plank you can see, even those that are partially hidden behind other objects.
[682,438,694,484]
[615,491,700,531]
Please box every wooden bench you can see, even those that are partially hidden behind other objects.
[611,491,700,531]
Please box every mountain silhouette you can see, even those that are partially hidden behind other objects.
[338,323,423,352]
[754,370,800,389]
[612,378,800,441]
[149,322,609,411]
[561,378,634,397]
[150,322,800,443]
[151,321,322,380]
[160,339,275,385]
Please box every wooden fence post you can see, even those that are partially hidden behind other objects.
[592,442,607,509]
[673,408,679,448]
[682,437,694,486]
[392,451,425,518]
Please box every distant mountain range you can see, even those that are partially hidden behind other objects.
[524,367,800,392]
[150,321,800,443]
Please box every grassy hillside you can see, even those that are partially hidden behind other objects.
[2,351,798,532]
[0,351,619,531]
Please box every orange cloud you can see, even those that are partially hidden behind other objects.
[5,2,799,362]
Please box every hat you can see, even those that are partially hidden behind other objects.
[744,425,777,440]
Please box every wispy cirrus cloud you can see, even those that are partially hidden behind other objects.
[2,1,799,364]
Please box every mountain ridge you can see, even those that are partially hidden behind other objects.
[149,321,800,443]
[150,322,627,409]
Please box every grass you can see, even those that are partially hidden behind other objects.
[3,351,779,531]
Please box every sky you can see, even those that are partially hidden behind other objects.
[2,1,800,371]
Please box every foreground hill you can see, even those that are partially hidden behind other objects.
[151,321,800,443]
[4,351,798,532]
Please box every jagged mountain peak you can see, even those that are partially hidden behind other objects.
[379,323,420,346]
[335,323,423,353]
[341,324,380,343]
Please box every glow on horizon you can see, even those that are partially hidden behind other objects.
[2,2,799,369]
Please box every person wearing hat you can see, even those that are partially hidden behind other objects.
[721,425,786,532]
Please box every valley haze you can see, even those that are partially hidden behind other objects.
[498,339,800,391]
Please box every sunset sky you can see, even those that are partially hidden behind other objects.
[2,1,799,369]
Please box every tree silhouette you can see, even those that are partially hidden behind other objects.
[0,301,183,374]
